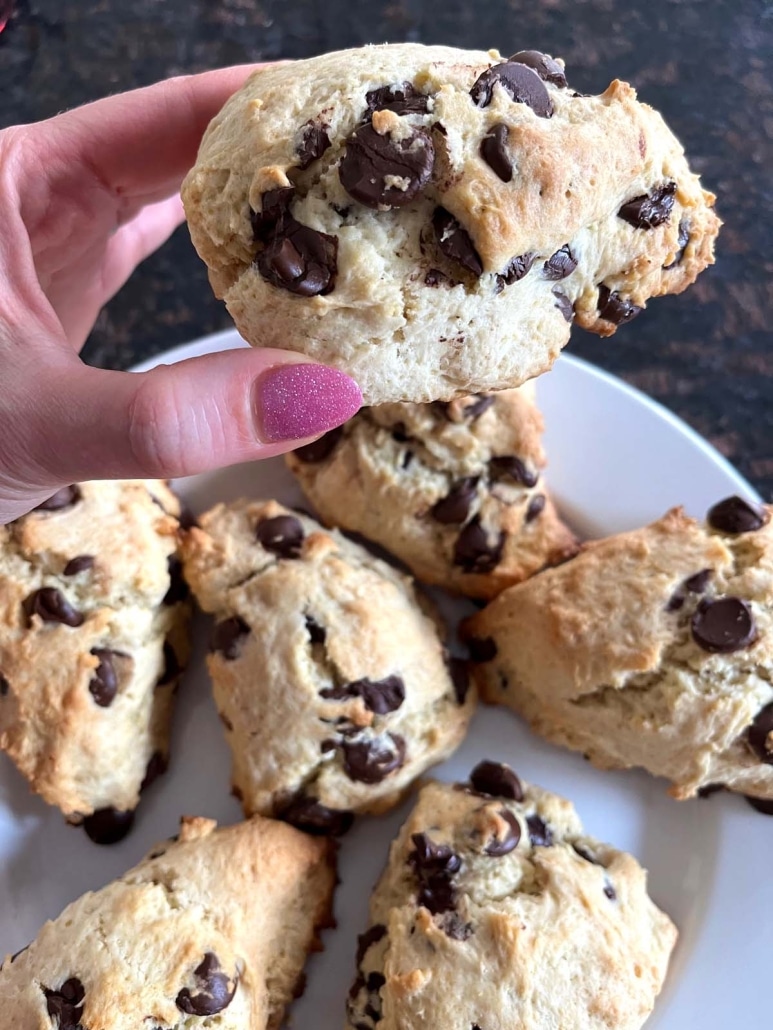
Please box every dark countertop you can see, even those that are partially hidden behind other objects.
[1,0,771,497]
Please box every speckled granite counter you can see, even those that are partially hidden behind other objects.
[1,0,771,496]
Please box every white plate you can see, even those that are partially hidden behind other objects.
[1,329,767,1028]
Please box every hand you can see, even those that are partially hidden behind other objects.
[0,67,362,523]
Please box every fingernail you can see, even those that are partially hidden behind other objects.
[254,363,362,443]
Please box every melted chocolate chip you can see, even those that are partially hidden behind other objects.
[63,555,94,577]
[176,953,236,1016]
[305,616,326,644]
[321,675,406,714]
[745,795,773,815]
[294,426,343,463]
[470,60,553,117]
[89,648,124,707]
[480,123,512,182]
[211,616,251,660]
[509,50,568,88]
[140,751,168,792]
[448,657,470,704]
[470,760,524,800]
[489,455,539,488]
[23,588,84,628]
[747,702,773,764]
[277,794,354,835]
[365,82,430,116]
[543,244,577,280]
[0,675,8,697]
[667,568,713,610]
[297,120,331,169]
[618,181,676,230]
[256,514,304,558]
[251,187,295,242]
[525,494,546,522]
[82,807,135,845]
[433,207,483,276]
[440,912,474,940]
[431,477,480,524]
[496,252,535,290]
[485,809,521,856]
[342,733,406,783]
[409,832,461,914]
[552,288,574,321]
[691,597,757,653]
[163,555,189,606]
[339,123,434,208]
[707,495,769,534]
[257,219,338,296]
[35,485,81,513]
[526,813,553,846]
[356,924,387,964]
[453,516,505,573]
[467,636,497,662]
[664,220,690,268]
[597,284,642,325]
[44,978,85,1030]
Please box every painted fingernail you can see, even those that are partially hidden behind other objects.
[254,363,362,443]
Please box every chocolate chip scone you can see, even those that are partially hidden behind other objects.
[182,43,719,404]
[0,814,336,1029]
[287,385,577,600]
[465,496,773,802]
[180,499,475,834]
[347,762,676,1030]
[0,481,190,844]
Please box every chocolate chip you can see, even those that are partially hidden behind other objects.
[526,814,553,846]
[250,187,295,242]
[745,795,773,815]
[305,616,326,644]
[468,636,497,662]
[365,82,430,116]
[339,123,434,208]
[89,648,124,707]
[141,751,168,792]
[163,555,189,605]
[158,641,180,687]
[747,702,773,764]
[34,485,81,513]
[480,123,512,182]
[463,395,495,420]
[424,267,452,287]
[509,50,568,88]
[496,252,535,290]
[391,421,410,443]
[433,207,483,276]
[470,60,553,117]
[664,220,690,268]
[0,675,7,697]
[257,219,338,296]
[211,616,250,660]
[485,809,521,856]
[409,832,461,914]
[618,181,676,230]
[82,807,135,845]
[603,882,617,900]
[44,978,85,1030]
[525,494,546,522]
[552,288,574,322]
[356,924,387,965]
[597,284,642,325]
[176,953,236,1016]
[697,783,725,798]
[63,555,94,577]
[707,495,769,534]
[178,504,198,530]
[543,244,577,280]
[691,597,757,653]
[489,455,539,488]
[470,760,524,800]
[431,477,479,524]
[573,842,602,865]
[440,912,474,940]
[667,568,712,610]
[23,588,84,628]
[448,657,470,704]
[321,675,406,714]
[277,794,354,835]
[294,426,343,463]
[256,514,304,558]
[342,733,406,783]
[453,516,505,573]
[297,120,331,169]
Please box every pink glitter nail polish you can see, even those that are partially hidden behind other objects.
[255,363,362,443]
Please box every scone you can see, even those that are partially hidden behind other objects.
[287,385,577,600]
[182,43,719,404]
[180,499,475,834]
[347,763,676,1030]
[0,481,190,844]
[0,815,336,1030]
[464,496,773,801]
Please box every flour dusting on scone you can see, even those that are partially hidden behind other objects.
[181,499,475,834]
[183,43,720,404]
[465,497,773,802]
[347,765,676,1030]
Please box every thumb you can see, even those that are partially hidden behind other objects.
[8,348,361,511]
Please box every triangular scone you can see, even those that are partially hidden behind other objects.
[0,480,190,843]
[0,815,336,1029]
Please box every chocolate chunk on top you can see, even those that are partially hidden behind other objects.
[251,187,295,242]
[23,588,84,628]
[707,495,769,534]
[365,81,430,116]
[484,809,521,856]
[409,831,461,914]
[431,477,480,525]
[470,59,553,117]
[618,181,676,230]
[496,252,535,290]
[277,794,354,836]
[489,455,539,488]
[342,733,406,783]
[509,50,568,88]
[211,616,250,660]
[296,119,331,169]
[321,675,406,714]
[691,597,757,654]
[543,244,577,280]
[82,806,135,845]
[526,813,553,847]
[257,219,338,297]
[256,514,305,558]
[63,555,94,576]
[597,284,642,325]
[44,978,85,1030]
[433,207,483,276]
[339,122,434,209]
[89,648,123,707]
[470,760,524,800]
[177,953,237,1016]
[480,123,512,182]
